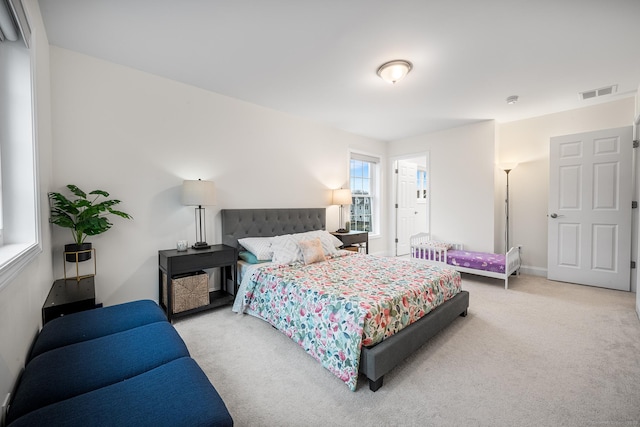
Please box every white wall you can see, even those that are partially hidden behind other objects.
[48,47,387,306]
[497,97,636,278]
[0,0,54,406]
[388,121,496,253]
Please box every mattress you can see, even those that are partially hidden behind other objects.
[237,259,259,284]
[447,249,506,274]
[233,251,461,390]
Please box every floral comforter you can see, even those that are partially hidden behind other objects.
[235,252,462,390]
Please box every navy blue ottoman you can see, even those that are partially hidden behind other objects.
[29,299,167,361]
[7,300,233,426]
[8,357,234,427]
[8,322,190,423]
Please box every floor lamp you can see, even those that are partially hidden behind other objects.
[500,164,517,250]
[182,179,216,249]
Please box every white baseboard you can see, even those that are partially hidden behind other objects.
[519,265,547,277]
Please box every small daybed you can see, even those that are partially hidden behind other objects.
[410,232,521,289]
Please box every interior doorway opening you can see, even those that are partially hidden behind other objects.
[393,154,429,256]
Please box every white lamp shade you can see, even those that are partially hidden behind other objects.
[499,163,519,172]
[332,188,352,205]
[182,180,216,206]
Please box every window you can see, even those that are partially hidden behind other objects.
[349,152,380,234]
[416,168,427,201]
[0,6,40,290]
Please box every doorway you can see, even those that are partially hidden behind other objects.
[393,154,429,256]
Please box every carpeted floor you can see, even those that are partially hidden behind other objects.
[173,274,640,427]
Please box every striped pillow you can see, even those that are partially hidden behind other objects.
[238,237,273,261]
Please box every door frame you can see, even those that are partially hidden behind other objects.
[633,114,640,317]
[390,152,429,256]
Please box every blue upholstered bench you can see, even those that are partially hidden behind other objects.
[6,300,233,427]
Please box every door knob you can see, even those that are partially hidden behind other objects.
[549,213,564,218]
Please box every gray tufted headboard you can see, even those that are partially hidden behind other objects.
[221,208,326,249]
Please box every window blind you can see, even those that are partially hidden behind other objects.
[0,0,29,47]
[351,152,380,164]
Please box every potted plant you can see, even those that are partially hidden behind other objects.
[49,185,132,262]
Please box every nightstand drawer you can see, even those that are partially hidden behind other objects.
[169,251,235,274]
[160,245,237,274]
[330,231,369,254]
[338,234,365,246]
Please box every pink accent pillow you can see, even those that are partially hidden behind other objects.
[297,238,326,265]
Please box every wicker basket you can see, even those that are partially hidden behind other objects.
[163,271,209,314]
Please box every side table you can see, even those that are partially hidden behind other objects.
[42,277,98,324]
[330,230,369,254]
[158,244,237,322]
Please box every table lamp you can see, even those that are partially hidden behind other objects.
[182,179,216,249]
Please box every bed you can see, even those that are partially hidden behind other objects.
[222,208,469,392]
[410,232,521,289]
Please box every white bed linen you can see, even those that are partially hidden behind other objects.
[233,261,273,313]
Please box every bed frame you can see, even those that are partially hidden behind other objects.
[221,208,469,391]
[410,232,521,290]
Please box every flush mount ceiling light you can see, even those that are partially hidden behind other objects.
[506,95,519,104]
[377,60,413,84]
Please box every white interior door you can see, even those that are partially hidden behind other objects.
[548,126,633,290]
[396,160,418,256]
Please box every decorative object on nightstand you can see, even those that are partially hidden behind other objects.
[158,244,237,321]
[332,188,352,233]
[182,179,216,250]
[48,184,132,280]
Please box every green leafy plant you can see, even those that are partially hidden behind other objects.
[49,184,132,245]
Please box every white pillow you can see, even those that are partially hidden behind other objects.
[270,230,340,265]
[238,237,273,261]
[316,230,344,249]
[271,234,302,265]
[328,233,344,248]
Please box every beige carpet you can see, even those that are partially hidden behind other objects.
[173,274,640,427]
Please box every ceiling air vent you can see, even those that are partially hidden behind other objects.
[579,85,618,100]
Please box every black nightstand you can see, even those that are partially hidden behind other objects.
[158,244,237,321]
[330,231,369,254]
[42,277,98,324]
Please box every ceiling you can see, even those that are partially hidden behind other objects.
[37,0,640,141]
